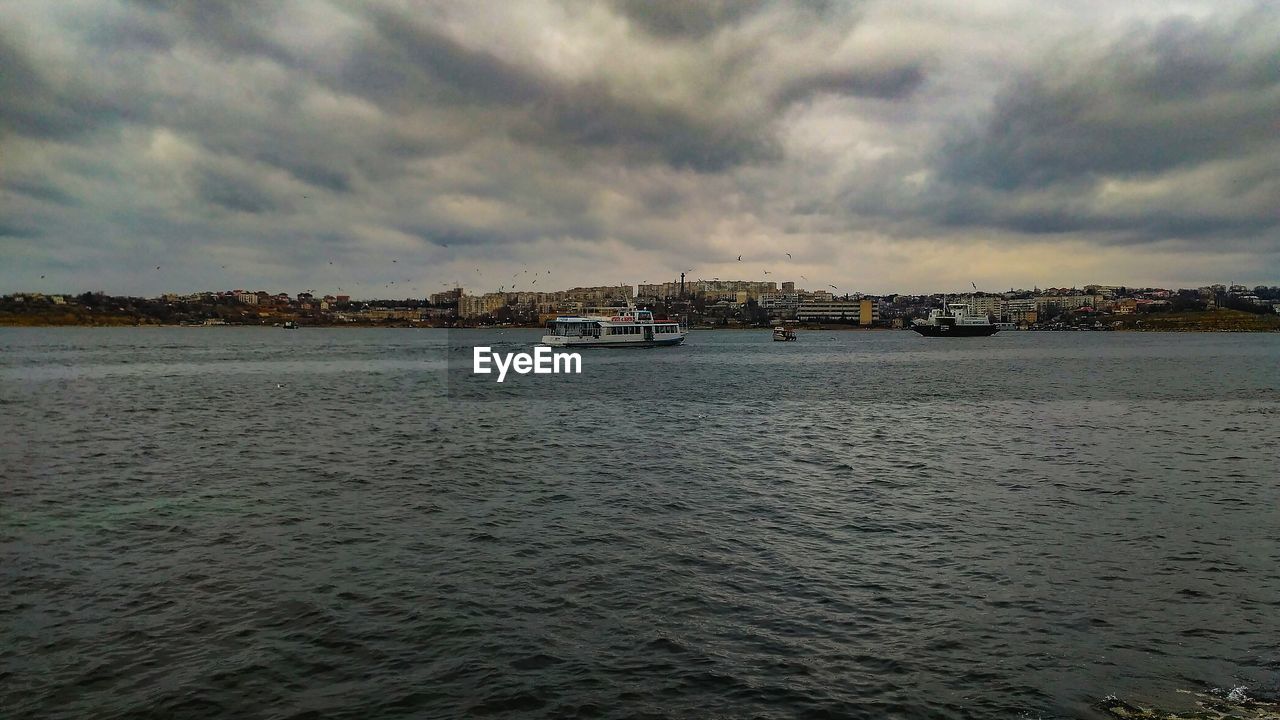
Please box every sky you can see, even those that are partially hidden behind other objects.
[2,0,1278,297]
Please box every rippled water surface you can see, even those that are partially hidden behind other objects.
[3,328,1278,719]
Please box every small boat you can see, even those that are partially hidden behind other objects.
[541,307,686,348]
[912,303,998,337]
[772,327,797,341]
[283,321,299,329]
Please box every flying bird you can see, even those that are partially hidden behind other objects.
[737,255,741,261]
[786,253,792,259]
[392,259,398,263]
[763,270,771,275]
[40,275,45,279]
[828,284,838,289]
[801,275,807,280]
[155,266,160,270]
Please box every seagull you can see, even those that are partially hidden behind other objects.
[828,284,838,289]
[763,270,771,275]
[155,266,161,270]
[392,259,398,263]
[801,275,807,280]
[531,279,536,285]
[40,274,45,279]
[786,253,792,259]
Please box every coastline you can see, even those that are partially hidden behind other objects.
[4,322,1278,332]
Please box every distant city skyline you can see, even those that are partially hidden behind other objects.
[10,277,1274,303]
[3,1,1278,296]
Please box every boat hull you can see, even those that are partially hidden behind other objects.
[540,335,686,348]
[912,324,999,337]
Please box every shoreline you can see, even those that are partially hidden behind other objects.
[3,322,1277,333]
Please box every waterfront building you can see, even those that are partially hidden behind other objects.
[1034,294,1101,314]
[796,299,878,324]
[966,295,1001,318]
[431,288,462,305]
[458,292,507,318]
[759,293,800,310]
[1002,299,1038,324]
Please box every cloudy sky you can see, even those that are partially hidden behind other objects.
[2,0,1277,297]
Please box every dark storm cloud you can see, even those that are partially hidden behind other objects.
[514,83,778,172]
[774,63,928,105]
[927,5,1280,243]
[126,0,295,66]
[941,8,1280,190]
[608,0,772,38]
[336,7,784,172]
[927,183,1277,241]
[608,0,833,38]
[195,166,284,215]
[0,33,128,140]
[342,7,552,107]
[3,178,79,207]
[0,220,43,238]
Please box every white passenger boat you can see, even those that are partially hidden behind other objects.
[541,308,687,348]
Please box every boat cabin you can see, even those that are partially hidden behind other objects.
[545,316,602,338]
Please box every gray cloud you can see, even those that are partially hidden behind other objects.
[334,7,552,113]
[927,5,1280,243]
[1,0,1277,296]
[3,178,80,207]
[943,22,1279,190]
[774,64,929,105]
[0,34,125,140]
[126,0,296,65]
[607,0,772,38]
[195,166,285,215]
